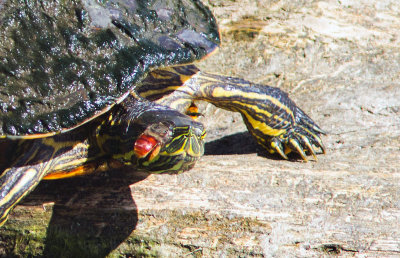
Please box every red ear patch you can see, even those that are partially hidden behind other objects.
[134,134,159,158]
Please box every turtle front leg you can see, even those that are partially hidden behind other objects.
[154,70,325,161]
[0,141,51,225]
[0,135,93,225]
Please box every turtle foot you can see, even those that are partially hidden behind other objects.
[268,126,326,162]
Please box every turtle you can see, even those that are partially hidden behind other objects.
[0,0,325,226]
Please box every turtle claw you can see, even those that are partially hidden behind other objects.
[289,138,308,162]
[271,139,288,160]
[263,125,325,161]
[300,135,318,161]
[316,138,326,154]
[308,131,326,155]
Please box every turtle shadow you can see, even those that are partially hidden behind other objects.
[204,131,305,161]
[20,168,149,257]
[204,132,258,155]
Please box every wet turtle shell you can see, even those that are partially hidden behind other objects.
[0,0,220,137]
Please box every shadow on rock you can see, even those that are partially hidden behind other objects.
[204,132,258,155]
[20,168,149,257]
[205,132,306,161]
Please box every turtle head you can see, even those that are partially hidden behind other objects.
[133,113,206,173]
[97,107,206,174]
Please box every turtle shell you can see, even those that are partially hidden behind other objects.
[0,0,220,137]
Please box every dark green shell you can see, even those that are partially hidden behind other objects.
[0,0,220,137]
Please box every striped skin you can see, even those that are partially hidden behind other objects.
[0,64,325,226]
[91,95,206,173]
[0,95,206,226]
[0,136,92,225]
[120,99,206,173]
[138,65,325,160]
[137,65,200,102]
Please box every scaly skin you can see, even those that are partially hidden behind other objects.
[0,95,205,226]
[0,65,325,226]
[139,65,326,160]
[0,0,325,229]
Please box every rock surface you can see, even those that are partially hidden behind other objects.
[1,0,400,257]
